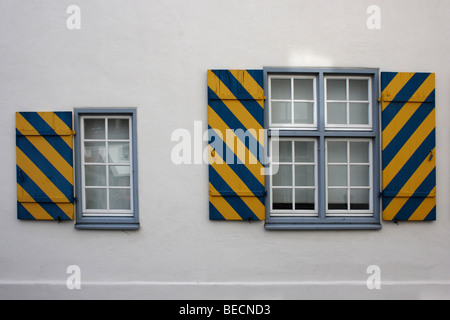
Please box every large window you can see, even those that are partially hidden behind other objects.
[265,68,381,230]
[74,109,139,230]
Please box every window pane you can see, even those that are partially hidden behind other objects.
[85,188,107,210]
[349,103,369,125]
[294,79,314,100]
[327,141,347,163]
[350,189,370,210]
[272,164,292,186]
[295,141,315,163]
[350,165,370,187]
[350,142,369,163]
[84,142,106,163]
[271,102,291,124]
[85,165,106,186]
[349,79,369,101]
[109,166,131,187]
[328,189,348,210]
[273,141,292,163]
[108,119,129,140]
[328,165,347,186]
[294,102,314,124]
[271,79,291,99]
[109,189,131,210]
[108,142,130,163]
[327,79,346,100]
[273,188,293,210]
[295,189,315,210]
[295,165,315,187]
[327,102,347,124]
[84,119,105,139]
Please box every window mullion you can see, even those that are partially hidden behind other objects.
[291,77,295,125]
[318,72,326,219]
[347,140,351,212]
[105,117,110,211]
[292,140,296,210]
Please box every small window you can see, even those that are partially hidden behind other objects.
[270,138,318,216]
[269,76,317,129]
[74,109,139,230]
[325,76,372,129]
[326,139,372,216]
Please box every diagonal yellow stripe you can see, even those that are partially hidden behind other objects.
[56,203,74,220]
[17,112,73,149]
[381,73,414,110]
[383,198,407,221]
[382,74,435,150]
[16,113,37,135]
[210,146,265,218]
[383,149,436,220]
[17,184,54,220]
[209,183,243,220]
[38,112,72,134]
[22,135,73,184]
[16,147,69,203]
[209,106,264,186]
[382,103,420,151]
[208,71,264,146]
[412,73,435,102]
[38,112,73,149]
[21,203,54,220]
[382,109,435,189]
[408,187,436,221]
[229,70,265,102]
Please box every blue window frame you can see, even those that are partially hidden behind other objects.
[264,68,381,230]
[74,108,139,230]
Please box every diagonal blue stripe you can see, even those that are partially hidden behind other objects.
[17,165,52,203]
[17,113,73,165]
[382,130,435,201]
[53,112,73,130]
[17,166,72,220]
[19,112,57,135]
[391,170,436,221]
[209,125,265,199]
[209,90,264,161]
[246,70,264,88]
[38,202,72,220]
[209,166,260,221]
[210,70,264,127]
[382,103,435,167]
[391,73,431,102]
[382,90,435,131]
[17,202,36,220]
[381,72,398,92]
[424,207,436,221]
[16,136,74,201]
[17,201,71,221]
[209,202,226,220]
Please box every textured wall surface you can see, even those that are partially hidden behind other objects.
[0,0,449,299]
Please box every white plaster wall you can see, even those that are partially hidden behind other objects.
[0,0,449,299]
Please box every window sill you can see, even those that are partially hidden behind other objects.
[75,223,140,230]
[264,222,382,231]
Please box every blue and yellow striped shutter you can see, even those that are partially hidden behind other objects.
[381,72,436,221]
[208,70,265,221]
[16,112,75,220]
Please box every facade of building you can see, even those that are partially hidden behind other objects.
[1,0,449,299]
